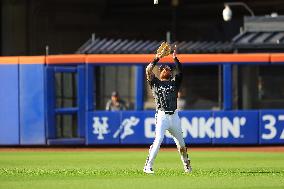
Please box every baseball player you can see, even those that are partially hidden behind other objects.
[143,45,192,174]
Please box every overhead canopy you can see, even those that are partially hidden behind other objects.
[233,16,284,52]
[233,31,284,50]
[76,38,233,54]
[76,16,284,54]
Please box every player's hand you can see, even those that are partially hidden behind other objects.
[173,45,177,59]
[155,52,162,59]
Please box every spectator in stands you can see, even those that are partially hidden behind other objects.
[106,91,127,111]
[177,91,186,110]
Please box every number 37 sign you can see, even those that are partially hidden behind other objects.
[260,111,284,144]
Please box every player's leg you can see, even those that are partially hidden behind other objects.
[144,112,168,173]
[168,112,192,173]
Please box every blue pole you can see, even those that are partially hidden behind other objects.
[223,64,232,110]
[45,66,56,139]
[77,65,86,138]
[85,64,94,144]
[85,64,94,111]
[135,65,144,110]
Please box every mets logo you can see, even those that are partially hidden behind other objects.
[113,116,140,139]
[92,117,109,140]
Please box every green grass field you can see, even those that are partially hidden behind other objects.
[0,149,284,189]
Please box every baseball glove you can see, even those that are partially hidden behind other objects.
[156,42,171,58]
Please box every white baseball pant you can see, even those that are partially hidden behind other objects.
[145,110,189,168]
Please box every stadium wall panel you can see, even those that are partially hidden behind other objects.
[0,61,20,145]
[20,64,46,145]
[19,57,46,145]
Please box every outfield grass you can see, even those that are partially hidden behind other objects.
[0,149,284,189]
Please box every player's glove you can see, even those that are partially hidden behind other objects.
[156,42,171,58]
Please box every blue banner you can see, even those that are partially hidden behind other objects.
[212,111,259,144]
[86,110,284,145]
[87,111,121,144]
[260,110,284,144]
[119,111,160,144]
[166,111,213,145]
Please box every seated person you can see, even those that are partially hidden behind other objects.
[105,91,127,111]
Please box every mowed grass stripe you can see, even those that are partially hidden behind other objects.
[0,150,284,189]
[0,167,283,177]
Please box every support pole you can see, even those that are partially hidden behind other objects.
[135,65,145,110]
[223,64,232,110]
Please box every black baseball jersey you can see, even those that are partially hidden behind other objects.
[149,73,182,112]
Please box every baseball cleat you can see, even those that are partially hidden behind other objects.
[143,167,154,174]
[184,164,192,173]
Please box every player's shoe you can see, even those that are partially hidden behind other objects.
[184,164,192,173]
[143,145,154,174]
[143,167,154,174]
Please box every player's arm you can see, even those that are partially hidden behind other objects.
[146,53,161,81]
[173,45,182,75]
[173,45,183,86]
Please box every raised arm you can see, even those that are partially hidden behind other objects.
[146,54,161,81]
[172,45,183,89]
[174,57,182,75]
[173,45,182,75]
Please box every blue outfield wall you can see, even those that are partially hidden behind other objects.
[2,54,284,146]
[19,64,46,145]
[0,57,46,145]
[0,64,20,145]
[86,110,284,145]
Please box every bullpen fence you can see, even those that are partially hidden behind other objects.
[0,54,284,145]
